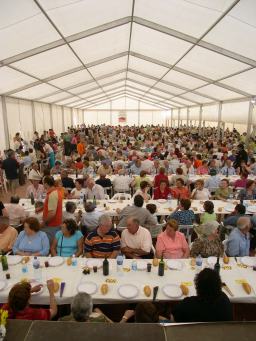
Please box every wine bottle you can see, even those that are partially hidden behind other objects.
[1,252,8,271]
[30,192,35,205]
[93,195,97,207]
[158,255,164,276]
[103,257,109,276]
[214,256,220,274]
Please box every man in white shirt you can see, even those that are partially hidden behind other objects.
[141,156,154,174]
[112,169,133,193]
[84,178,105,200]
[121,217,152,259]
[169,155,180,173]
[5,196,26,227]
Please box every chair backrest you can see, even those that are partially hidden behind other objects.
[112,193,131,200]
[104,194,110,200]
[150,223,165,238]
[222,239,228,252]
[178,225,194,245]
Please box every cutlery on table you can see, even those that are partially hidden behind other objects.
[222,282,234,297]
[60,282,66,298]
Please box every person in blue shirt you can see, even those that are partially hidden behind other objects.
[220,160,236,176]
[226,216,250,257]
[51,219,83,257]
[13,217,49,256]
[204,169,221,192]
[169,199,195,225]
[130,160,142,175]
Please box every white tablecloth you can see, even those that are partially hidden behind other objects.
[1,257,256,305]
[20,198,256,216]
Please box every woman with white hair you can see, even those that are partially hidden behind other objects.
[226,216,251,257]
[60,293,108,322]
[190,221,224,258]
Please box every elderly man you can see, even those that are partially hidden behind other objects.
[60,293,108,322]
[112,169,133,193]
[221,160,236,176]
[117,195,156,230]
[84,178,105,200]
[28,163,42,181]
[43,176,63,243]
[26,173,45,200]
[121,217,152,259]
[0,216,18,253]
[84,214,120,258]
[226,216,251,257]
[5,196,26,227]
[130,159,142,175]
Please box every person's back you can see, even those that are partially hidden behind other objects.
[118,205,155,229]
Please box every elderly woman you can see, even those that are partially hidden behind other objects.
[200,200,217,225]
[154,167,168,188]
[169,199,195,225]
[51,219,83,257]
[13,217,49,256]
[170,178,190,199]
[191,179,210,200]
[191,221,224,258]
[153,179,171,200]
[63,201,77,221]
[26,173,45,200]
[156,219,189,259]
[196,160,209,175]
[3,280,57,320]
[82,160,94,177]
[60,293,108,322]
[70,179,85,199]
[133,180,151,202]
[238,179,256,201]
[170,167,187,186]
[234,172,248,189]
[81,202,103,234]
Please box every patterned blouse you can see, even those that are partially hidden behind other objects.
[190,237,224,258]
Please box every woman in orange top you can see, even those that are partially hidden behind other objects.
[194,154,202,169]
[77,141,86,157]
[170,178,190,199]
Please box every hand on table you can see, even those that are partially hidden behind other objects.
[31,284,43,293]
[123,310,135,320]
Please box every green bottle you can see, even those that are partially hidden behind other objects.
[1,252,8,271]
[93,195,97,207]
[158,255,164,276]
[103,257,109,276]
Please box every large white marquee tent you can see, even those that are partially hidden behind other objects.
[1,0,256,151]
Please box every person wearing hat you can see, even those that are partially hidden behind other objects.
[204,168,221,193]
[190,221,224,258]
[26,172,45,200]
[28,163,42,181]
[80,202,103,235]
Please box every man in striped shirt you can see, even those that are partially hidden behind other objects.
[84,214,120,258]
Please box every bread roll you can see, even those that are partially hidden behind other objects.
[242,282,251,295]
[144,285,151,297]
[180,284,189,296]
[101,284,108,295]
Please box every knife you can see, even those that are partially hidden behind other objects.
[234,257,238,263]
[153,286,159,302]
[60,282,65,298]
[222,282,234,297]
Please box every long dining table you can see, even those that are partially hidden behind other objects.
[0,256,256,305]
[20,198,256,217]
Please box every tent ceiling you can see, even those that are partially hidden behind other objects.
[1,0,256,110]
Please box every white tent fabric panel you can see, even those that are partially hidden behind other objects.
[126,72,156,86]
[221,101,250,124]
[39,0,132,36]
[71,24,130,64]
[77,109,84,125]
[162,69,207,90]
[40,92,71,103]
[131,23,193,65]
[197,84,242,101]
[0,0,61,60]
[12,45,82,79]
[88,56,128,78]
[0,97,7,151]
[177,46,248,80]
[51,104,63,135]
[72,108,79,126]
[128,56,168,78]
[202,105,218,122]
[98,72,127,86]
[189,106,200,120]
[134,0,234,38]
[12,84,58,101]
[204,0,256,60]
[49,70,93,89]
[34,101,51,133]
[126,112,138,126]
[180,108,187,120]
[0,67,37,94]
[63,107,72,130]
[97,112,111,125]
[220,68,256,95]
[5,97,33,144]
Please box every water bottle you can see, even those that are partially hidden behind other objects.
[79,192,84,205]
[32,257,42,282]
[116,253,124,272]
[228,192,233,201]
[195,254,203,272]
[131,260,137,271]
[22,263,28,274]
[167,193,172,204]
[71,254,77,267]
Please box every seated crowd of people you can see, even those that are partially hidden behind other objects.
[0,124,256,323]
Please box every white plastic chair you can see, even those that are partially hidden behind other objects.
[178,225,194,245]
[104,194,110,200]
[222,239,228,253]
[150,223,165,239]
[112,193,131,200]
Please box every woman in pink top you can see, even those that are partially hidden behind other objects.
[196,160,209,175]
[156,219,189,259]
[234,172,248,189]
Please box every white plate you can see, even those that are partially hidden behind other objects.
[240,256,256,267]
[166,260,183,270]
[118,284,139,299]
[136,261,147,271]
[108,200,117,203]
[158,199,167,203]
[207,257,218,266]
[8,255,22,266]
[0,281,6,291]
[30,281,44,296]
[247,206,256,213]
[95,207,105,212]
[86,259,103,269]
[48,257,64,267]
[77,282,98,295]
[224,205,235,212]
[162,284,182,298]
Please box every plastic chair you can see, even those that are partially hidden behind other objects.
[104,194,110,200]
[112,193,131,200]
[150,223,165,239]
[222,239,228,253]
[178,225,194,245]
